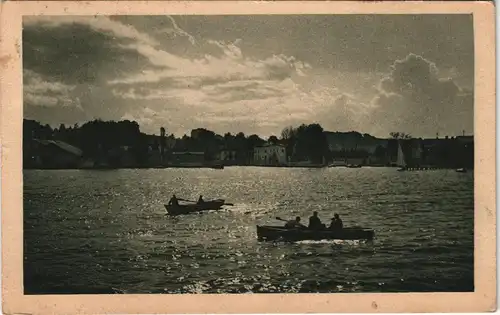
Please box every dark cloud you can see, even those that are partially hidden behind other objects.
[22,19,167,125]
[22,23,156,84]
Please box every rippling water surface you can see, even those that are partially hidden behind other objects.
[24,167,474,293]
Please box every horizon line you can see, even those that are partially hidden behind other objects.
[23,118,474,140]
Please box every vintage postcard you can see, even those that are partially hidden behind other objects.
[0,1,496,314]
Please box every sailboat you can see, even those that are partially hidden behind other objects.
[396,141,407,171]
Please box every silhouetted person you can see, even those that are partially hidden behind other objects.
[197,195,204,204]
[168,194,179,206]
[285,216,306,229]
[329,213,343,230]
[308,211,325,230]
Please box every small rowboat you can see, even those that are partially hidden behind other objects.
[256,225,375,242]
[165,199,226,215]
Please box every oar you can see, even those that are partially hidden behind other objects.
[224,202,234,206]
[276,216,287,222]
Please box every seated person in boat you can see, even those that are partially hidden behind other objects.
[168,194,179,206]
[197,195,204,204]
[308,211,326,230]
[329,213,343,230]
[285,216,306,229]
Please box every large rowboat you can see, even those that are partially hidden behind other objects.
[165,199,226,215]
[256,225,375,242]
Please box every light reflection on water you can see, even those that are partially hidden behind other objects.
[24,167,473,294]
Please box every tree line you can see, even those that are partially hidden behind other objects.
[24,119,361,164]
[23,118,473,168]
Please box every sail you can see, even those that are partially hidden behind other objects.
[396,141,406,167]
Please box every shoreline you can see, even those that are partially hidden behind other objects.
[23,165,470,171]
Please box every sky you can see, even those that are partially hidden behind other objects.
[23,14,474,138]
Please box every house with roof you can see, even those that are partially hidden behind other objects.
[26,139,88,169]
[219,149,237,165]
[253,143,287,166]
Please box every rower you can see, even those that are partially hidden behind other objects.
[308,211,325,230]
[285,216,306,229]
[168,194,179,206]
[329,213,343,230]
[197,195,204,204]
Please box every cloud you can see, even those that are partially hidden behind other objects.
[23,70,82,109]
[368,53,473,137]
[105,28,319,135]
[109,46,309,87]
[24,16,159,46]
[207,39,243,59]
[22,14,345,137]
[23,70,86,127]
[319,94,369,132]
[112,77,344,137]
[22,16,473,138]
[24,70,75,96]
[22,16,159,84]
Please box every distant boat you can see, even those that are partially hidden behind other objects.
[456,168,467,173]
[396,141,407,171]
[328,160,347,167]
[347,164,362,168]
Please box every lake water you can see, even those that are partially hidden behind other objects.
[23,167,474,294]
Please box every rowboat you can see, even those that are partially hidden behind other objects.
[164,199,226,215]
[256,225,375,242]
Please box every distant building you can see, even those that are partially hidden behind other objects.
[27,139,85,168]
[253,144,287,166]
[219,150,237,165]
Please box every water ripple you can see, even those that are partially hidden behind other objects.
[24,167,473,294]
